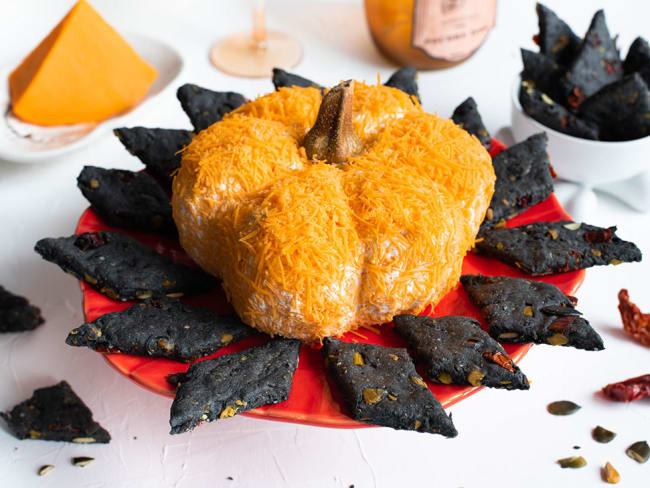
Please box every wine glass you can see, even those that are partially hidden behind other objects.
[210,0,302,78]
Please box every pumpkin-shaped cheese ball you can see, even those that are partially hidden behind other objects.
[172,81,495,342]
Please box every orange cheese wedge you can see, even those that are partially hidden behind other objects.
[9,0,157,126]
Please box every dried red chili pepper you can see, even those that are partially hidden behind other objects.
[567,87,585,108]
[565,295,578,306]
[602,374,650,402]
[532,34,540,46]
[549,165,558,179]
[584,226,616,244]
[618,289,650,346]
[549,315,577,333]
[482,351,515,372]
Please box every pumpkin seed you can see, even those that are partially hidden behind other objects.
[610,259,623,265]
[353,352,364,366]
[498,332,519,340]
[219,405,238,418]
[558,456,587,468]
[602,462,620,484]
[523,305,534,317]
[362,388,382,404]
[563,222,582,231]
[438,372,452,384]
[547,400,581,416]
[72,437,96,443]
[72,457,94,467]
[38,465,54,476]
[410,376,427,387]
[467,370,485,387]
[220,333,233,344]
[593,426,616,443]
[626,441,649,464]
[548,229,559,240]
[547,333,569,346]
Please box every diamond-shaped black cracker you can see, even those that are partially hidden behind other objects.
[113,127,192,191]
[519,81,599,140]
[169,339,300,434]
[451,97,491,149]
[1,381,110,443]
[535,3,581,65]
[560,10,623,106]
[271,68,323,90]
[482,133,554,229]
[475,221,642,276]
[623,36,650,85]
[77,166,175,234]
[66,297,254,362]
[460,274,604,351]
[176,84,247,133]
[579,73,650,141]
[0,285,44,333]
[321,338,457,436]
[384,66,421,103]
[34,231,215,302]
[393,314,529,390]
[520,48,564,102]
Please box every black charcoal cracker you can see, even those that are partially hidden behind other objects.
[0,285,44,333]
[66,297,254,362]
[475,221,641,276]
[384,66,421,103]
[322,338,457,436]
[535,3,581,65]
[169,339,300,434]
[271,68,322,90]
[176,84,247,133]
[560,10,623,105]
[451,97,491,149]
[77,166,175,234]
[393,314,529,390]
[113,127,192,191]
[520,48,564,102]
[482,133,553,228]
[519,81,599,140]
[460,274,604,351]
[34,231,214,301]
[579,73,650,141]
[1,381,110,443]
[623,36,650,86]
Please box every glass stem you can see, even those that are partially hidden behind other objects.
[251,0,267,50]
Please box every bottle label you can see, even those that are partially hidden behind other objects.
[412,0,497,62]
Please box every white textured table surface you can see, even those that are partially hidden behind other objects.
[1,1,649,487]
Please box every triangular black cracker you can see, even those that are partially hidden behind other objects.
[460,274,604,351]
[77,166,175,234]
[34,231,215,302]
[475,221,642,276]
[579,73,650,141]
[535,3,581,65]
[271,68,322,90]
[0,285,44,333]
[169,339,300,434]
[519,81,599,139]
[393,315,529,390]
[451,97,491,149]
[1,381,110,443]
[113,127,192,191]
[560,10,623,106]
[322,338,457,436]
[482,133,554,228]
[520,48,564,102]
[384,66,421,103]
[623,36,650,85]
[66,297,254,363]
[176,84,247,133]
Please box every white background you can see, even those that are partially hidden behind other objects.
[1,1,649,486]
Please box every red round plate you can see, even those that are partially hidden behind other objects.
[76,139,584,428]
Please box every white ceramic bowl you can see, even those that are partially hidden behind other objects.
[511,75,650,186]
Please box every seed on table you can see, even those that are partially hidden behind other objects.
[38,465,54,476]
[592,426,617,443]
[626,441,649,464]
[557,456,587,468]
[547,400,581,416]
[602,462,620,484]
[72,456,94,467]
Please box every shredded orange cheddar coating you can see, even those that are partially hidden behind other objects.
[172,81,495,342]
